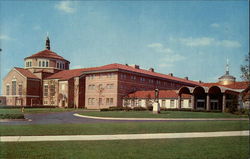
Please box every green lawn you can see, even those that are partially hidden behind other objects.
[0,121,248,136]
[0,136,248,159]
[79,111,248,118]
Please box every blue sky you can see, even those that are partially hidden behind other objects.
[0,0,249,84]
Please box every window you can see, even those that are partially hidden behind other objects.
[131,76,136,80]
[88,98,95,105]
[106,84,114,89]
[44,101,48,105]
[6,85,10,95]
[44,85,48,97]
[12,81,16,95]
[189,99,191,107]
[18,84,22,95]
[181,99,184,107]
[57,62,59,68]
[162,100,166,107]
[50,85,55,96]
[62,63,65,69]
[29,61,32,67]
[88,84,95,90]
[138,99,141,106]
[106,98,113,105]
[46,61,49,67]
[121,74,127,79]
[61,84,65,91]
[170,100,175,107]
[39,61,41,67]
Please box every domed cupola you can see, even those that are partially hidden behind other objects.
[24,36,70,74]
[218,59,236,85]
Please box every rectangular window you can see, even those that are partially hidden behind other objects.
[18,84,22,95]
[44,85,48,97]
[39,61,41,67]
[12,81,16,95]
[46,61,49,67]
[88,98,95,105]
[106,98,113,105]
[57,63,59,68]
[181,99,184,107]
[6,85,10,95]
[42,61,45,67]
[50,85,55,96]
[162,100,166,107]
[170,100,175,107]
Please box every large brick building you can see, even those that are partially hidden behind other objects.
[2,37,249,111]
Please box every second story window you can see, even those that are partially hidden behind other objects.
[12,81,16,95]
[6,85,10,95]
[18,84,22,95]
[44,85,48,97]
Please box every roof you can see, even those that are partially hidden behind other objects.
[14,67,39,79]
[127,90,191,99]
[45,63,200,85]
[202,81,249,90]
[83,63,200,86]
[25,49,69,62]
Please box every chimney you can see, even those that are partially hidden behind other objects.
[149,68,154,72]
[169,73,173,76]
[125,64,128,66]
[130,64,140,69]
[199,80,203,83]
[184,77,188,80]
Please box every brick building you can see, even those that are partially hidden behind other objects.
[2,37,249,111]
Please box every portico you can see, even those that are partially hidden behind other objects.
[177,86,240,112]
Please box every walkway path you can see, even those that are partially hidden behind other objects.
[74,113,249,121]
[1,131,248,142]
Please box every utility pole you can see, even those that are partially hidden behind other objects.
[0,48,2,95]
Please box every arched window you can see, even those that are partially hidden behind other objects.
[46,61,49,67]
[42,61,45,67]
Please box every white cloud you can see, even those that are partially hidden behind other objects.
[179,37,215,47]
[0,35,12,40]
[217,40,241,48]
[178,37,241,48]
[148,43,185,68]
[55,1,76,13]
[210,23,220,28]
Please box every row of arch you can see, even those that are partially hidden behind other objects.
[177,86,239,112]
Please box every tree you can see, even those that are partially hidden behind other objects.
[240,52,250,81]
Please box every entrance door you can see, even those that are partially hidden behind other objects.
[211,100,219,110]
[62,100,65,107]
[196,99,205,110]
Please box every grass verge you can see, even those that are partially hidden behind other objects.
[79,110,248,118]
[0,136,248,159]
[0,121,248,136]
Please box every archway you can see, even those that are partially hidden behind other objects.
[193,86,206,110]
[208,86,222,111]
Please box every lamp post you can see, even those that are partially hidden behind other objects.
[153,88,160,114]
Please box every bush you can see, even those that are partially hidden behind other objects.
[146,105,153,111]
[132,107,147,111]
[0,114,25,119]
[234,108,249,115]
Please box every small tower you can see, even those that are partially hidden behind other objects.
[218,58,236,85]
[45,36,50,50]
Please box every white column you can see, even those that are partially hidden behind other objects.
[191,95,195,110]
[206,94,210,111]
[222,94,226,112]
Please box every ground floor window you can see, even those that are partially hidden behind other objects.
[170,100,175,107]
[162,100,166,107]
[88,98,95,105]
[106,98,113,105]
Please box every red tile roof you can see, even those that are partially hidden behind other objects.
[46,63,200,85]
[127,90,191,99]
[84,63,200,86]
[202,81,249,90]
[14,67,39,79]
[25,49,69,62]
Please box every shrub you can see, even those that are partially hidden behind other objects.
[132,107,147,111]
[0,114,25,119]
[146,105,153,111]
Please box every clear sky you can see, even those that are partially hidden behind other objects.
[0,0,249,84]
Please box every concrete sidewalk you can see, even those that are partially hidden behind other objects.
[1,131,248,142]
[74,113,249,121]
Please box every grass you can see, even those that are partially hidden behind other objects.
[0,136,248,159]
[0,121,248,136]
[79,110,248,118]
